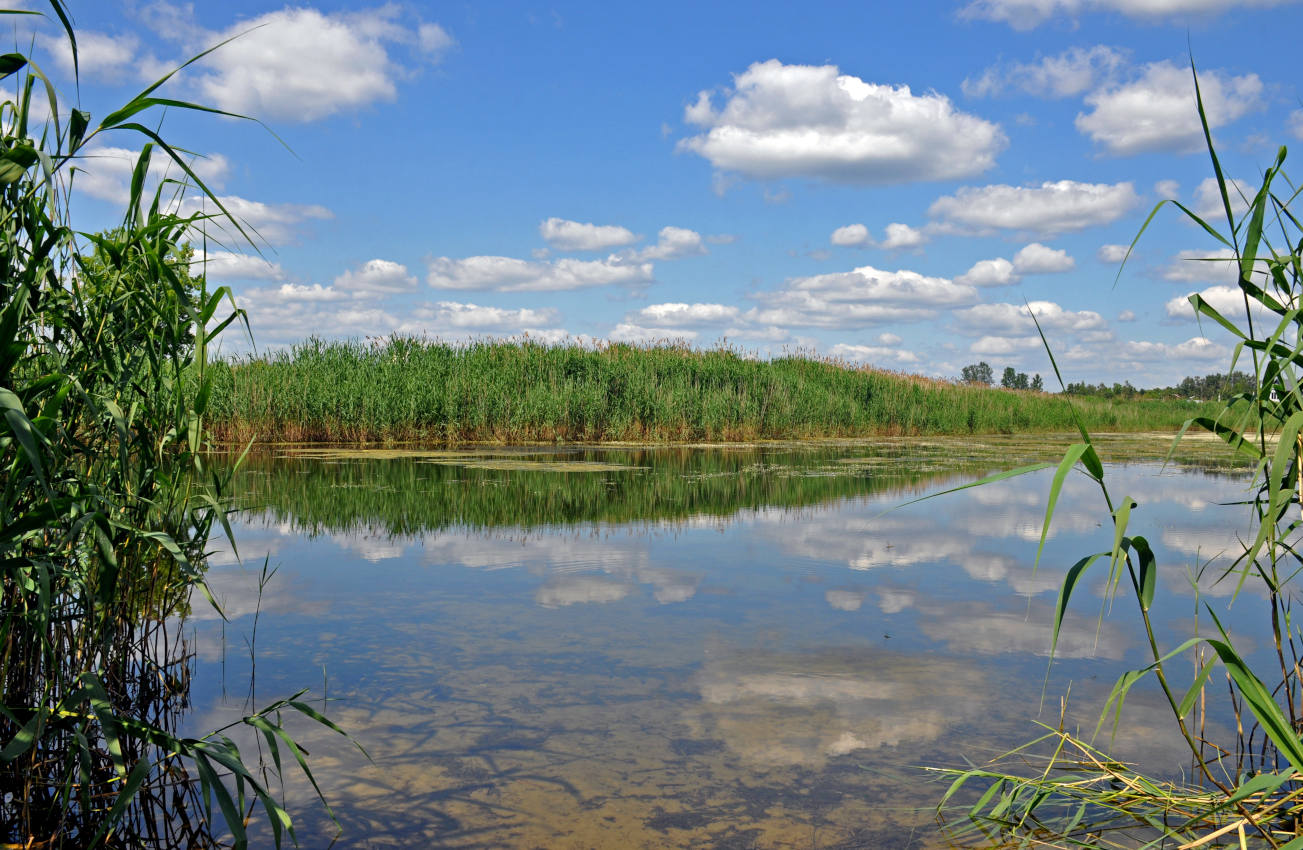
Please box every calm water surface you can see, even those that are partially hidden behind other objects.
[188,435,1263,848]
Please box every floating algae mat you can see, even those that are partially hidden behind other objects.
[277,447,506,461]
[276,447,645,471]
[420,457,647,472]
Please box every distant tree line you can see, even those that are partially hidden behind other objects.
[1063,370,1255,401]
[959,361,1043,392]
[960,362,1255,401]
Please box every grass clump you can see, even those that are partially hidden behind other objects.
[207,338,1212,444]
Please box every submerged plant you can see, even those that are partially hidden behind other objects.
[931,70,1303,848]
[0,3,350,847]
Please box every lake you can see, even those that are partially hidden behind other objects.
[184,434,1264,848]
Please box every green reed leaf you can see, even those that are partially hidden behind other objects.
[1176,656,1217,719]
[1131,535,1156,611]
[1035,443,1090,570]
[0,708,46,761]
[1193,62,1235,235]
[89,757,152,846]
[1051,552,1108,663]
[885,461,1053,516]
[0,388,50,496]
[1188,293,1248,340]
[192,751,248,849]
[1204,610,1303,773]
[0,53,26,79]
[1108,499,1137,596]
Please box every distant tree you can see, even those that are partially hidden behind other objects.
[961,361,993,385]
[1000,367,1031,390]
[1031,373,1043,392]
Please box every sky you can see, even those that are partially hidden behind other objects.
[13,0,1303,387]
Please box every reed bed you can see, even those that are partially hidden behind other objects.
[207,337,1210,443]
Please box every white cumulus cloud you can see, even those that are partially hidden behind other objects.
[427,255,653,292]
[827,343,919,364]
[40,30,146,80]
[334,259,418,295]
[962,46,1127,98]
[879,223,928,250]
[831,222,927,250]
[634,226,708,260]
[679,59,1006,184]
[540,217,639,251]
[258,283,349,303]
[960,0,1297,30]
[1192,176,1254,220]
[608,323,699,344]
[928,180,1139,236]
[1161,248,1239,283]
[627,303,742,326]
[74,145,230,206]
[955,301,1106,335]
[1076,62,1263,155]
[181,194,333,246]
[1154,179,1180,198]
[956,257,1018,287]
[407,301,559,330]
[1013,242,1075,273]
[748,264,977,328]
[191,250,285,281]
[1164,284,1272,324]
[971,335,1043,355]
[178,6,454,122]
[831,223,871,247]
[1098,243,1130,263]
[1122,337,1228,361]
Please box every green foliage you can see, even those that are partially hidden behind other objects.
[0,5,345,847]
[1066,370,1255,400]
[206,339,1210,443]
[961,361,994,385]
[932,70,1303,848]
[1000,366,1030,390]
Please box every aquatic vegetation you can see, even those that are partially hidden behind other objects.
[934,73,1303,848]
[0,6,345,847]
[206,337,1215,443]
[224,435,1239,540]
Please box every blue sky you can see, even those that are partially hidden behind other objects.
[18,0,1303,386]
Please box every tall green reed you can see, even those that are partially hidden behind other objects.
[1,5,348,847]
[932,70,1303,849]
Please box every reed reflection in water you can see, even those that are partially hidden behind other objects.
[188,437,1257,848]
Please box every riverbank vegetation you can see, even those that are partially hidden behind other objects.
[0,6,340,847]
[207,338,1214,444]
[934,79,1303,848]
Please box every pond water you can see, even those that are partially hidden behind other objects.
[186,434,1267,848]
